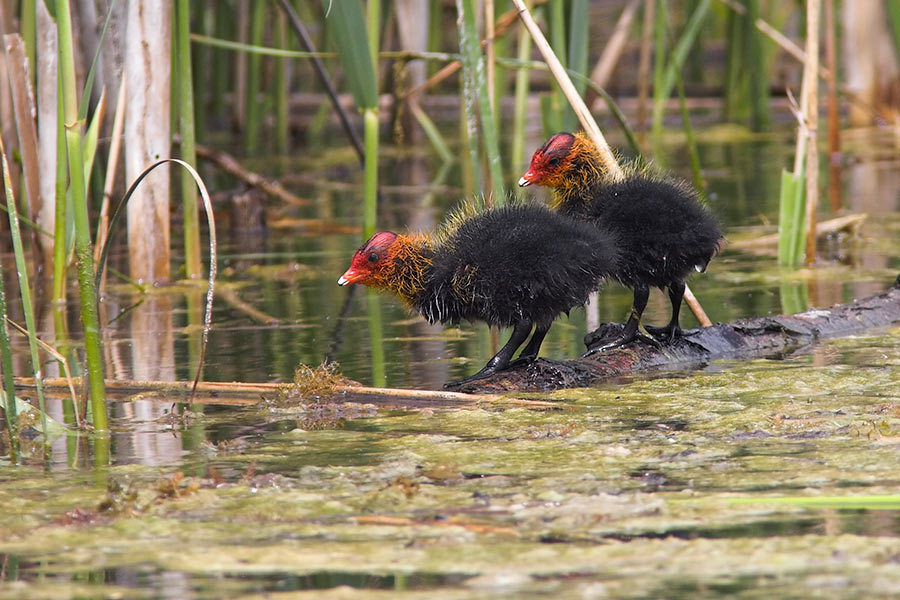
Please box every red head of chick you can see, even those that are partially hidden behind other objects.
[339,203,619,388]
[520,132,724,352]
[518,132,604,210]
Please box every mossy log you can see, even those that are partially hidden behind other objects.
[457,275,900,394]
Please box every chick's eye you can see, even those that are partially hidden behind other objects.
[367,252,379,263]
[548,156,560,167]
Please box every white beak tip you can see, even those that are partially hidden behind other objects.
[338,276,349,286]
[518,176,532,187]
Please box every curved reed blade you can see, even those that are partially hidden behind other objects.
[96,159,217,405]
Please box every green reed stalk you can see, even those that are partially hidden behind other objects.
[777,168,806,266]
[744,0,771,130]
[363,108,379,238]
[275,12,289,154]
[0,255,18,450]
[564,0,588,132]
[674,63,704,193]
[410,102,453,163]
[245,0,266,155]
[722,9,745,121]
[57,0,107,430]
[510,4,533,180]
[324,0,379,237]
[652,0,710,137]
[367,0,380,76]
[1,138,49,442]
[457,0,505,203]
[52,77,68,314]
[366,290,385,385]
[545,0,566,132]
[176,0,202,280]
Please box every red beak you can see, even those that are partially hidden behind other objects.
[518,170,534,187]
[338,268,361,286]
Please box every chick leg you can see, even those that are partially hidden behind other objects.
[582,284,660,356]
[445,320,533,388]
[645,280,685,342]
[506,324,551,369]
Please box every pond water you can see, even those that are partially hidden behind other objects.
[2,121,900,598]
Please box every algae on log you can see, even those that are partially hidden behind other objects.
[459,275,900,393]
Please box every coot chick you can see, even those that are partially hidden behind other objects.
[338,202,619,387]
[519,132,723,350]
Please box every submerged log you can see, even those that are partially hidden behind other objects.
[458,275,900,393]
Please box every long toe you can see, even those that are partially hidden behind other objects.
[582,334,634,357]
[645,325,683,343]
[505,355,538,370]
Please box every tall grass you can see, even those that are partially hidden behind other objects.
[56,0,107,429]
[0,137,49,446]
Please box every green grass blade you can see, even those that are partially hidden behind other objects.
[564,0,588,131]
[410,102,453,164]
[0,137,49,447]
[324,0,377,109]
[728,495,900,509]
[777,168,806,266]
[652,0,710,135]
[0,255,19,456]
[674,64,704,194]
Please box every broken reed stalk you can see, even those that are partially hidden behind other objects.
[511,0,712,327]
[17,377,563,410]
[804,0,820,267]
[4,35,42,252]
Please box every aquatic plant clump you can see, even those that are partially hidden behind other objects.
[273,362,355,407]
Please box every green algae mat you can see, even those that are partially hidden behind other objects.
[2,329,900,598]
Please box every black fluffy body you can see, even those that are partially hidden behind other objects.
[413,203,618,329]
[561,176,722,293]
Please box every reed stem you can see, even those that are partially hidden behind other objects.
[56,0,107,430]
[363,108,379,239]
[457,0,506,204]
[1,137,49,445]
[803,0,820,267]
[176,0,202,280]
[245,0,265,155]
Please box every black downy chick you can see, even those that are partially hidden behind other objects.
[339,202,619,387]
[520,132,723,352]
